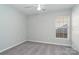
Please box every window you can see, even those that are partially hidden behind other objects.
[56,16,69,38]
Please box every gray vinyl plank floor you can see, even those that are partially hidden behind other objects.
[0,41,79,55]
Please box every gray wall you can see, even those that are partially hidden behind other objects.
[0,5,28,52]
[27,10,72,46]
[72,5,79,51]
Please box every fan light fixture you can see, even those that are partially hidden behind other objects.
[37,4,41,11]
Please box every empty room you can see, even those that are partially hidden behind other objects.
[0,4,79,55]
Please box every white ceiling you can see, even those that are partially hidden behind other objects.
[11,4,74,16]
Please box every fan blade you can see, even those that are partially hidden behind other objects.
[24,6,35,8]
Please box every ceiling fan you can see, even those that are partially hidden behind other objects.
[24,4,47,11]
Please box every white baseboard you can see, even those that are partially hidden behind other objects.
[0,40,27,53]
[72,45,79,52]
[27,40,71,47]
